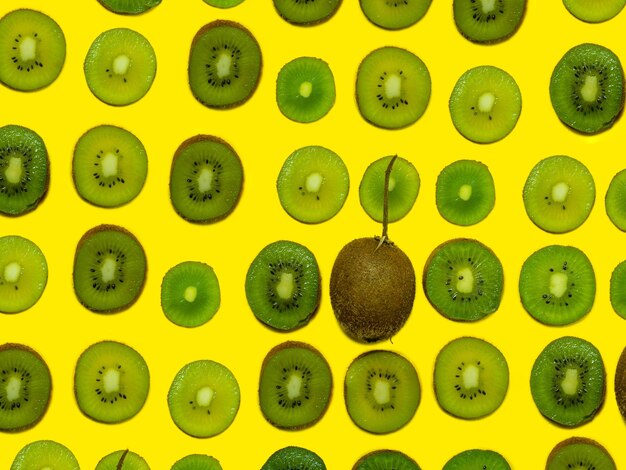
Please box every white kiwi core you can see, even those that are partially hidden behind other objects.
[4,261,22,283]
[112,54,130,75]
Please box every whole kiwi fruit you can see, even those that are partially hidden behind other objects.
[330,156,415,343]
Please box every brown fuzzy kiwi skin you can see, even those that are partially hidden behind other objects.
[616,346,626,421]
[188,20,262,110]
[352,449,419,469]
[258,341,333,430]
[330,237,416,343]
[0,343,52,433]
[546,437,616,468]
[73,224,147,314]
[169,134,244,224]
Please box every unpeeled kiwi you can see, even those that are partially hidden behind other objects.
[11,440,79,470]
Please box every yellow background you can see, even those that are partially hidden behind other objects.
[1,0,626,468]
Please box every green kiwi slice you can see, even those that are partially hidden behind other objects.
[168,359,240,438]
[610,260,626,319]
[605,169,626,231]
[262,447,326,470]
[519,245,595,326]
[344,350,420,434]
[188,20,262,109]
[97,0,162,15]
[359,155,419,223]
[276,57,335,123]
[360,0,432,30]
[245,240,320,331]
[171,454,222,470]
[616,346,626,422]
[170,135,244,224]
[96,450,150,470]
[530,336,605,427]
[72,224,147,313]
[73,125,148,208]
[273,0,342,24]
[161,261,220,328]
[11,440,79,470]
[442,449,510,470]
[434,337,509,419]
[84,28,156,106]
[453,0,526,43]
[259,341,332,430]
[563,0,626,23]
[356,47,431,129]
[202,0,246,8]
[0,9,65,91]
[423,238,503,322]
[550,43,624,134]
[0,125,49,216]
[276,145,349,224]
[74,340,149,423]
[449,65,521,143]
[523,155,595,233]
[546,437,616,470]
[353,450,420,469]
[0,236,47,314]
[0,343,51,432]
[435,160,495,226]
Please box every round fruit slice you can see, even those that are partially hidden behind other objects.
[95,450,149,470]
[360,0,431,30]
[161,261,220,328]
[262,447,325,470]
[84,28,156,106]
[610,260,626,319]
[277,145,349,224]
[616,346,626,421]
[97,0,162,14]
[188,20,262,109]
[523,155,595,233]
[449,65,521,143]
[203,0,246,8]
[563,0,626,23]
[434,337,509,419]
[345,350,420,434]
[359,155,419,223]
[273,0,342,24]
[0,125,49,216]
[0,9,66,91]
[530,336,605,427]
[0,343,51,432]
[443,449,510,470]
[550,43,624,134]
[170,135,243,224]
[356,47,431,129]
[353,449,420,469]
[73,125,148,208]
[172,454,222,470]
[168,360,240,438]
[11,440,79,470]
[546,437,616,470]
[605,169,626,231]
[453,0,526,43]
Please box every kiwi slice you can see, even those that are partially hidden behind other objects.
[449,66,521,143]
[0,235,47,314]
[0,343,51,432]
[96,450,149,470]
[73,224,146,313]
[530,336,605,427]
[167,359,240,438]
[0,9,65,91]
[202,0,246,8]
[353,450,420,469]
[442,449,510,470]
[523,155,595,233]
[360,0,431,30]
[171,454,222,470]
[188,20,262,109]
[97,0,162,14]
[563,0,626,23]
[519,245,595,326]
[344,350,420,434]
[434,337,509,419]
[550,43,624,134]
[259,341,332,430]
[276,145,349,224]
[73,125,148,208]
[359,155,419,223]
[616,346,626,422]
[423,238,503,322]
[276,57,335,123]
[356,47,431,129]
[273,0,342,24]
[245,240,320,331]
[435,160,495,226]
[170,135,243,224]
[261,447,326,470]
[453,0,526,43]
[161,261,220,328]
[11,440,79,470]
[610,260,626,319]
[84,28,156,106]
[605,169,626,231]
[0,125,49,216]
[546,437,616,470]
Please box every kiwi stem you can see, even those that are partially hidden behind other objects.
[117,450,129,470]
[381,155,398,243]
